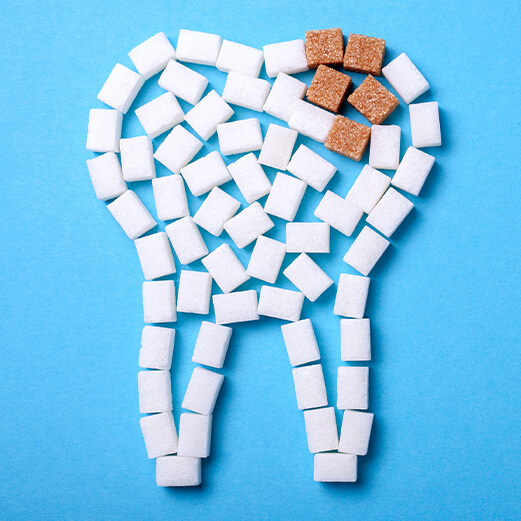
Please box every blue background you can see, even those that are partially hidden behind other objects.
[1,1,520,520]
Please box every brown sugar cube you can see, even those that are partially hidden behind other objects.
[306,65,352,114]
[343,33,386,76]
[347,75,399,125]
[305,28,345,69]
[325,115,371,161]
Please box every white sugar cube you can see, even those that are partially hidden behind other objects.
[176,270,212,314]
[246,235,286,284]
[184,90,234,141]
[286,223,330,253]
[382,53,429,104]
[202,244,249,293]
[314,453,357,482]
[97,63,144,114]
[154,125,203,175]
[288,100,335,143]
[129,32,176,79]
[409,101,441,148]
[366,187,414,237]
[227,153,271,204]
[139,325,175,370]
[140,412,178,458]
[217,118,263,156]
[216,40,264,77]
[135,92,184,139]
[292,364,328,410]
[222,71,271,112]
[182,366,224,415]
[258,285,304,322]
[107,190,156,240]
[138,370,172,413]
[158,60,208,105]
[263,40,308,78]
[263,72,307,122]
[213,290,259,324]
[120,136,156,182]
[135,232,176,280]
[337,366,369,410]
[286,144,337,192]
[193,187,240,236]
[369,125,401,171]
[258,124,298,170]
[143,280,177,323]
[165,216,208,264]
[176,29,223,66]
[264,172,306,222]
[156,456,201,487]
[339,410,374,456]
[392,146,435,196]
[86,152,126,201]
[343,226,390,276]
[224,202,274,248]
[314,191,363,237]
[303,407,339,453]
[180,151,232,197]
[334,273,370,319]
[281,318,320,367]
[86,109,122,153]
[283,253,333,302]
[192,321,232,369]
[345,165,391,214]
[341,319,371,361]
[152,175,189,222]
[177,413,212,458]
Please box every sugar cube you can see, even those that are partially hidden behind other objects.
[281,318,320,367]
[288,100,336,143]
[202,244,249,293]
[86,108,122,153]
[348,75,398,125]
[345,165,391,214]
[306,65,352,113]
[314,453,357,482]
[392,146,435,196]
[283,253,333,302]
[86,152,126,201]
[305,28,344,69]
[216,40,264,77]
[258,285,304,322]
[180,151,232,197]
[263,72,307,123]
[292,364,328,410]
[334,273,370,319]
[192,321,232,369]
[158,60,208,105]
[286,222,330,253]
[217,118,263,156]
[223,202,274,248]
[343,226,390,276]
[97,63,144,114]
[303,407,339,453]
[366,187,414,237]
[338,410,374,456]
[369,125,401,171]
[139,325,175,370]
[120,136,156,182]
[324,115,371,161]
[135,92,184,139]
[176,270,212,315]
[263,39,309,78]
[176,29,223,66]
[227,153,272,204]
[382,52,429,104]
[107,190,156,240]
[314,191,363,237]
[140,412,178,459]
[152,175,189,222]
[143,280,177,323]
[138,370,172,413]
[222,71,271,112]
[286,144,337,192]
[184,90,234,141]
[264,172,306,222]
[193,187,240,236]
[156,456,201,487]
[258,124,298,171]
[135,232,176,280]
[165,216,208,264]
[153,125,203,174]
[213,290,259,324]
[343,33,386,76]
[182,366,224,415]
[177,413,213,458]
[246,235,286,284]
[337,366,369,410]
[129,32,176,79]
[341,319,371,361]
[409,101,442,148]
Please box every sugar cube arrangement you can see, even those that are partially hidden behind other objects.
[86,28,441,487]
